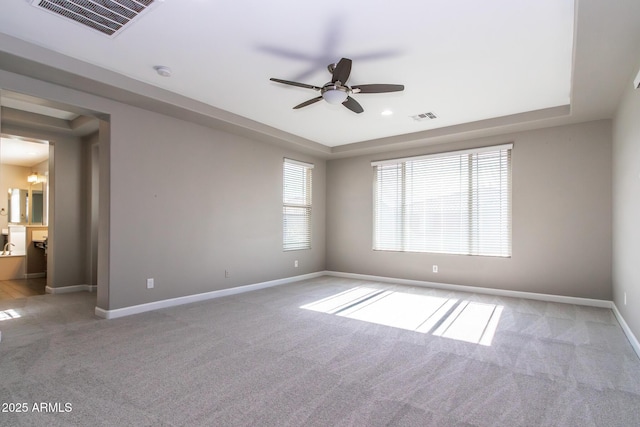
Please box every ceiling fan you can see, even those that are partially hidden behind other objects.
[270,58,404,114]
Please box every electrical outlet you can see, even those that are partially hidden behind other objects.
[146,278,154,289]
[624,292,627,305]
[225,270,230,278]
[432,265,438,273]
[294,260,299,268]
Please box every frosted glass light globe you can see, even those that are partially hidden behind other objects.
[322,89,348,105]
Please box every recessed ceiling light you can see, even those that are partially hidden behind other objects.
[154,66,172,77]
[381,109,393,116]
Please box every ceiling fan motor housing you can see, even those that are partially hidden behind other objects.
[321,83,350,104]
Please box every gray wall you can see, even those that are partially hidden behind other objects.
[50,134,88,287]
[84,132,100,287]
[612,72,640,338]
[107,103,326,309]
[327,120,612,300]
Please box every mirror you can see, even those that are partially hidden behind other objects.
[8,188,29,223]
[6,187,44,225]
[32,189,44,224]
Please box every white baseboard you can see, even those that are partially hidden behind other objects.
[612,303,640,359]
[25,272,46,279]
[324,271,612,308]
[46,284,97,294]
[89,269,640,360]
[94,271,325,320]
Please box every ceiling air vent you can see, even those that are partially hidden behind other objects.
[411,112,438,122]
[30,0,157,37]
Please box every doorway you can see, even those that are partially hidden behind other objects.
[0,91,102,299]
[0,134,51,299]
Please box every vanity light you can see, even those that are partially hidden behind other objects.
[27,172,44,184]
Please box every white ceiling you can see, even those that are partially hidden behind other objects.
[0,136,49,167]
[0,0,639,155]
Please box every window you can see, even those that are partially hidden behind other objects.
[372,144,512,257]
[283,158,313,251]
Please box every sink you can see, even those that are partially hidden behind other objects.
[32,230,48,242]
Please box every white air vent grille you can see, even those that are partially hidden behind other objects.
[411,112,438,121]
[31,0,156,36]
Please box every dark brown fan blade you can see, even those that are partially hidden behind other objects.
[270,78,321,91]
[351,84,405,93]
[293,96,323,109]
[342,96,363,114]
[332,58,352,84]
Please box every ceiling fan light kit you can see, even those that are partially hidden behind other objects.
[322,86,349,104]
[270,58,404,114]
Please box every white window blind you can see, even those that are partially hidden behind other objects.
[283,158,313,251]
[372,144,512,257]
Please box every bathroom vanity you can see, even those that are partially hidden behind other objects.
[0,225,47,280]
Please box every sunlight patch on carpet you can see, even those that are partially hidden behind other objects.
[301,287,503,346]
[0,309,21,321]
[432,300,503,346]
